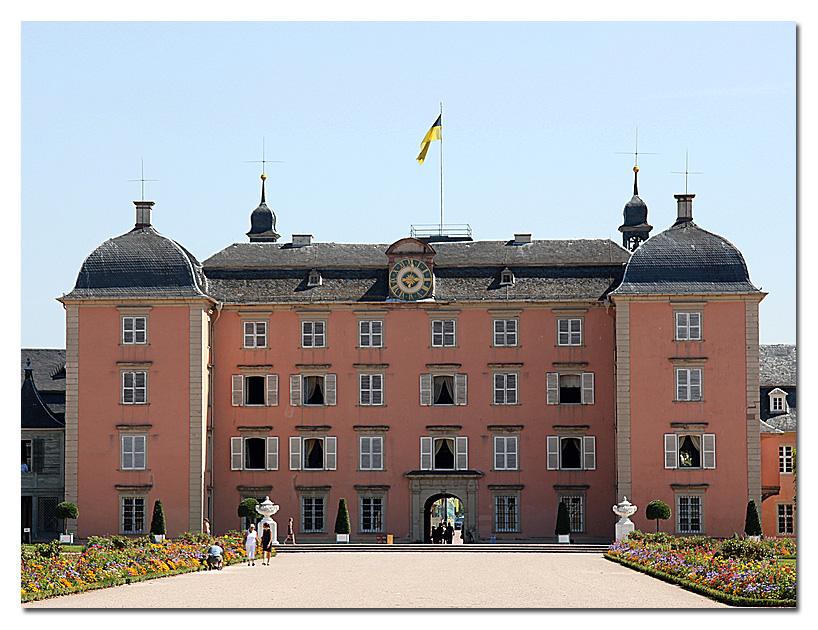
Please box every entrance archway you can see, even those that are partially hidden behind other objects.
[423,493,463,543]
[405,471,482,542]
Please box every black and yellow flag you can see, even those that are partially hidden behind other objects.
[416,115,442,164]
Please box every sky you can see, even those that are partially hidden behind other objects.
[18,20,795,349]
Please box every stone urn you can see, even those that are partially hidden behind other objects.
[255,496,280,544]
[613,496,638,541]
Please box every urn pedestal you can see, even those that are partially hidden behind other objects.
[255,496,280,544]
[613,497,638,541]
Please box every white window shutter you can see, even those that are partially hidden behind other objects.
[690,369,701,401]
[325,436,337,470]
[494,436,505,470]
[232,375,243,406]
[583,436,596,470]
[325,374,337,406]
[134,436,146,469]
[289,436,302,470]
[676,369,687,401]
[546,436,559,470]
[689,313,701,340]
[372,374,383,405]
[266,374,278,406]
[372,436,383,470]
[290,375,301,407]
[455,436,468,470]
[455,373,468,405]
[266,437,279,470]
[664,434,678,469]
[360,436,371,469]
[675,312,686,340]
[231,437,243,470]
[582,372,594,405]
[546,373,559,405]
[420,436,432,470]
[420,374,432,406]
[508,437,518,470]
[507,373,517,405]
[359,374,370,405]
[703,433,716,469]
[121,435,133,469]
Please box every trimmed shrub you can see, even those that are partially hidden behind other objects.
[55,502,78,534]
[645,500,671,532]
[716,538,775,562]
[34,539,63,558]
[334,498,351,535]
[744,500,762,536]
[178,531,212,545]
[238,498,260,525]
[150,500,166,536]
[555,501,571,536]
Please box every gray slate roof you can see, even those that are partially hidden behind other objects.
[21,349,66,418]
[63,226,210,300]
[764,411,796,433]
[203,239,630,304]
[21,366,64,429]
[760,344,796,387]
[611,220,760,295]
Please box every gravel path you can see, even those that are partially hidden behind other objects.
[23,551,727,609]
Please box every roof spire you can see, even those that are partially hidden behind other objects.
[261,172,267,204]
[633,165,639,196]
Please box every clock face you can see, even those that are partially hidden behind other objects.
[389,258,433,301]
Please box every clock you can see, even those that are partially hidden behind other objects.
[389,258,434,301]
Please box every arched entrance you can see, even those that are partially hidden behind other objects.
[423,493,464,543]
[405,471,482,542]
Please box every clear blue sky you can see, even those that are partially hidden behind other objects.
[20,21,795,348]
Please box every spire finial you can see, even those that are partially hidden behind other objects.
[127,159,157,201]
[246,138,283,205]
[633,165,639,196]
[616,127,655,197]
[671,150,703,195]
[261,173,267,204]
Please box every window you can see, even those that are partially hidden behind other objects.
[499,268,515,286]
[769,389,788,414]
[664,434,715,469]
[359,436,384,470]
[122,316,147,344]
[301,320,326,348]
[559,495,585,533]
[777,503,794,535]
[121,496,146,534]
[675,312,702,341]
[493,318,518,347]
[779,445,793,474]
[232,374,278,406]
[230,436,279,470]
[493,373,518,405]
[307,269,322,287]
[676,368,702,401]
[290,374,337,406]
[494,496,518,532]
[243,321,267,348]
[420,373,467,406]
[431,319,456,347]
[359,320,383,347]
[121,435,147,470]
[37,497,58,533]
[359,373,384,406]
[289,436,337,471]
[21,439,43,473]
[493,436,518,470]
[301,495,326,533]
[122,371,147,404]
[677,495,703,534]
[557,318,582,346]
[547,436,596,470]
[546,372,594,405]
[771,396,785,412]
[420,436,468,471]
[360,496,384,533]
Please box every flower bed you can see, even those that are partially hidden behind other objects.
[605,532,795,607]
[21,531,271,602]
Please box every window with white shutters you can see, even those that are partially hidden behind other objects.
[122,316,147,344]
[420,436,468,470]
[290,374,337,406]
[301,320,326,348]
[243,321,267,348]
[121,435,147,470]
[359,373,384,406]
[420,373,467,406]
[675,312,702,341]
[232,374,278,406]
[288,436,336,471]
[359,436,384,470]
[493,373,518,405]
[431,319,456,347]
[493,318,518,347]
[546,372,594,405]
[359,320,384,348]
[664,433,716,469]
[676,368,702,401]
[557,318,582,346]
[493,436,518,470]
[230,436,278,471]
[546,435,596,470]
[122,371,147,404]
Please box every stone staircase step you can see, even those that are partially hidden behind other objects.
[274,543,611,553]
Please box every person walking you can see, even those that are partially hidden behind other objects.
[444,521,454,544]
[203,517,210,536]
[244,524,257,566]
[260,522,273,565]
[434,522,444,544]
[283,517,296,545]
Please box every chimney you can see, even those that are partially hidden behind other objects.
[292,234,313,247]
[135,200,154,227]
[513,233,532,244]
[674,194,694,222]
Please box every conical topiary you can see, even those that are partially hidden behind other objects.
[150,499,166,536]
[555,501,571,536]
[334,498,351,535]
[744,500,762,537]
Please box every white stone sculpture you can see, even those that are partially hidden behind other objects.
[255,496,280,544]
[612,496,637,541]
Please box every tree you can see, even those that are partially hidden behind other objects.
[55,502,78,535]
[645,500,671,532]
[150,499,166,536]
[744,500,762,537]
[334,498,351,535]
[555,501,571,536]
[238,498,260,527]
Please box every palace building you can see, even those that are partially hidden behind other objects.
[58,167,768,542]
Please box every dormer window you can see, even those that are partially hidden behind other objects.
[500,268,515,286]
[307,269,322,287]
[768,388,788,414]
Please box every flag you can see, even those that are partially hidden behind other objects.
[416,115,442,164]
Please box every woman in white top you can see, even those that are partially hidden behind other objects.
[244,524,258,566]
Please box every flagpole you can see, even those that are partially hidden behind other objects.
[439,101,444,236]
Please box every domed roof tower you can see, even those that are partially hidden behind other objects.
[62,200,209,299]
[618,166,652,251]
[246,173,280,242]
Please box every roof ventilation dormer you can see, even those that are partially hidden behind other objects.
[134,200,154,228]
[499,268,515,286]
[307,269,322,287]
[292,234,313,247]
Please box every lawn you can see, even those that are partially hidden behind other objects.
[605,531,795,606]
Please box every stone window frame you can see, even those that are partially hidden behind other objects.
[490,363,522,406]
[490,426,522,471]
[490,310,520,348]
[546,364,594,405]
[779,444,794,474]
[357,314,385,348]
[232,366,278,407]
[230,427,278,471]
[420,364,467,406]
[356,365,387,406]
[776,502,794,536]
[355,426,388,472]
[664,425,715,470]
[555,487,587,534]
[490,485,522,533]
[290,365,336,407]
[420,426,468,471]
[297,486,330,534]
[672,302,704,342]
[670,358,707,402]
[242,320,269,349]
[118,488,150,535]
[546,427,596,471]
[117,424,151,471]
[119,363,151,405]
[299,312,329,349]
[289,426,337,471]
[673,486,707,535]
[356,486,389,534]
